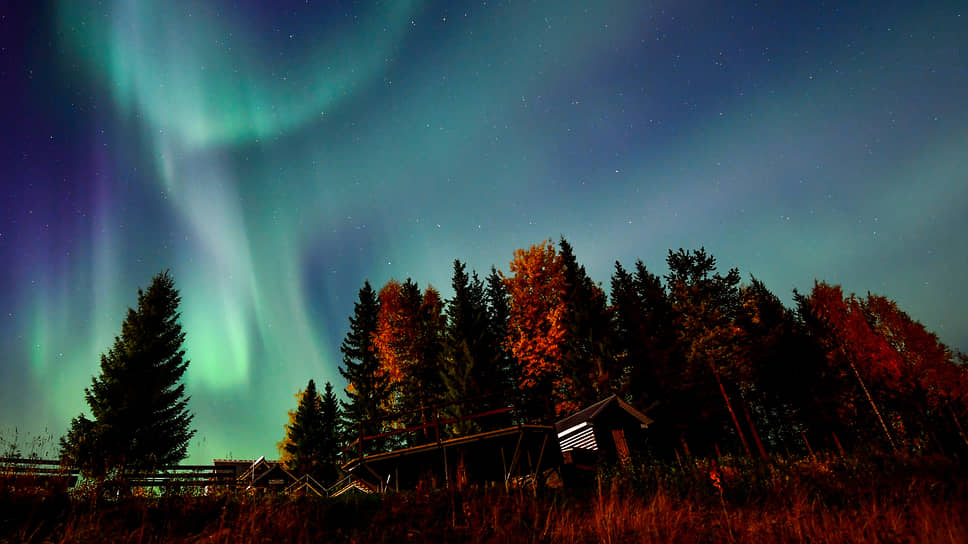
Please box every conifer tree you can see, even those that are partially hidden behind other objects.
[280,379,342,484]
[486,267,519,416]
[557,237,616,412]
[610,260,676,407]
[339,281,388,453]
[60,271,195,475]
[319,381,342,480]
[442,261,497,434]
[283,379,324,476]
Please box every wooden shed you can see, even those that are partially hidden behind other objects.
[555,395,653,470]
[341,424,557,492]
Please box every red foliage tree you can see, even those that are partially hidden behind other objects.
[807,282,901,450]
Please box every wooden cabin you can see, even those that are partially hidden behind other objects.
[555,395,653,471]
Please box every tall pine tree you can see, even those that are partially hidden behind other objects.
[318,381,342,481]
[557,237,617,413]
[280,379,342,484]
[442,260,499,434]
[611,260,676,407]
[339,281,388,454]
[282,380,324,477]
[60,271,195,475]
[486,267,519,417]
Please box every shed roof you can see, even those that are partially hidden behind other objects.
[554,395,653,433]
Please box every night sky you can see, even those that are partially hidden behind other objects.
[1,1,965,463]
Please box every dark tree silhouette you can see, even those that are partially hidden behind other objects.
[441,261,497,434]
[330,238,968,461]
[281,379,342,484]
[485,267,518,414]
[283,380,324,476]
[318,381,342,482]
[557,237,618,412]
[339,281,388,454]
[60,271,195,475]
[664,248,747,457]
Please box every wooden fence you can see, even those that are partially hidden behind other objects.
[0,457,239,489]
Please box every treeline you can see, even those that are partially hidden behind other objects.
[285,237,968,482]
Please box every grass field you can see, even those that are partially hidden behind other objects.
[2,453,966,543]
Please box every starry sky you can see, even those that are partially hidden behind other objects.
[1,1,965,463]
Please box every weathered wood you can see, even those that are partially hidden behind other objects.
[0,457,65,466]
[0,458,239,489]
[505,430,525,483]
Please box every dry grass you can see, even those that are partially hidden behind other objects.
[2,454,966,543]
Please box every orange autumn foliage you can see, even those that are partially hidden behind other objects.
[502,240,567,394]
[275,387,305,464]
[372,280,444,388]
[373,280,417,386]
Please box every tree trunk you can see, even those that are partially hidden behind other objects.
[847,359,897,452]
[711,364,752,457]
[947,401,968,449]
[740,395,769,460]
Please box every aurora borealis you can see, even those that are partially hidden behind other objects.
[1,1,965,463]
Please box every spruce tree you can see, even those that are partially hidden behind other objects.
[486,267,518,413]
[610,260,676,406]
[391,280,445,445]
[442,260,496,434]
[318,381,342,482]
[339,281,388,453]
[558,237,617,411]
[284,379,324,476]
[60,271,195,475]
[282,379,342,483]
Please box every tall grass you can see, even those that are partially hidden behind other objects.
[2,453,966,543]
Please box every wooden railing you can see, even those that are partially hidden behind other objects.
[0,457,79,491]
[342,393,522,466]
[0,457,239,489]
